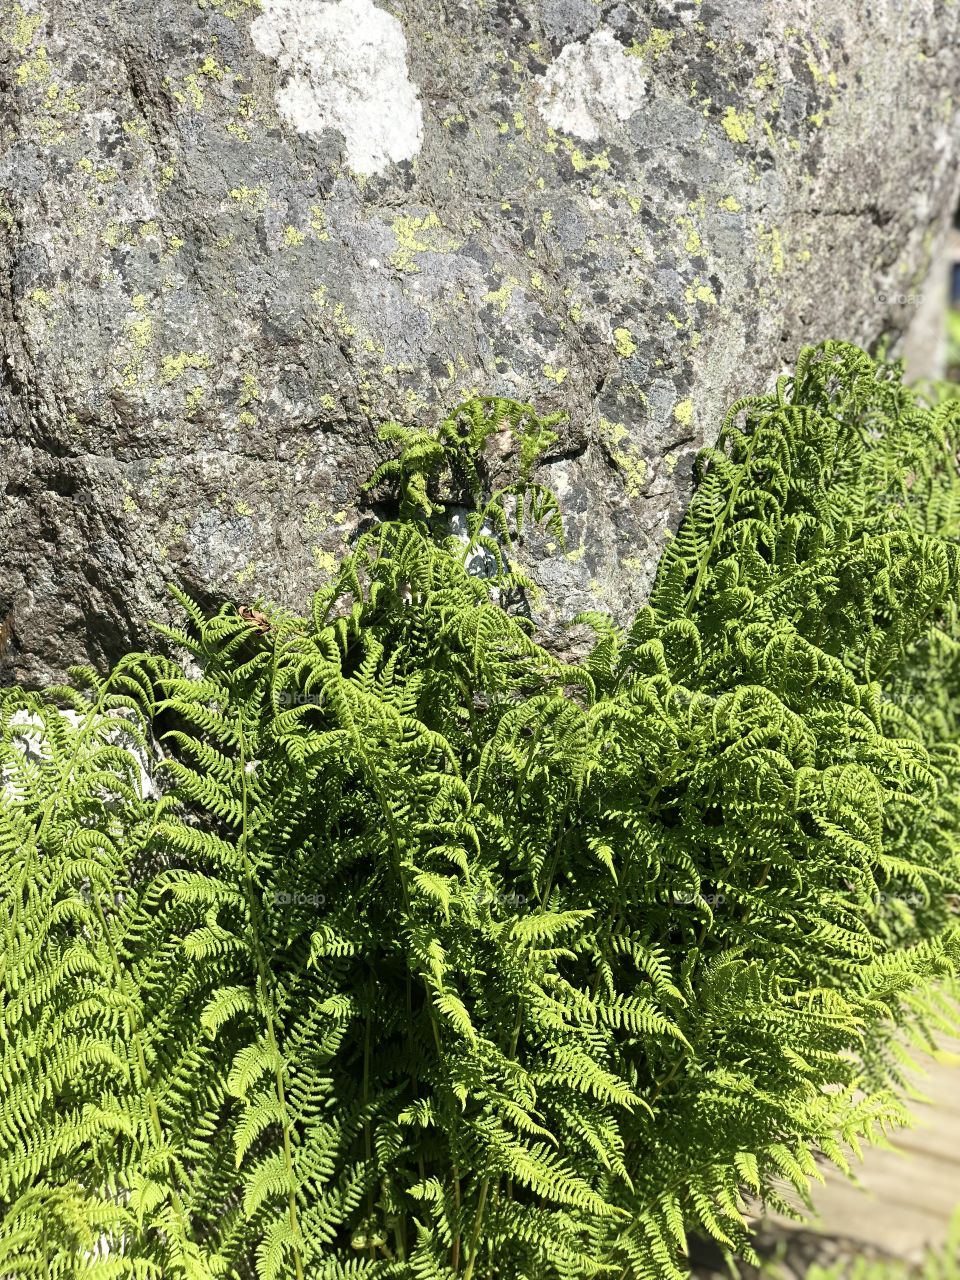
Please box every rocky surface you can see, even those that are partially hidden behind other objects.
[2,0,960,685]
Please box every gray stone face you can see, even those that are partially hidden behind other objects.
[2,0,959,684]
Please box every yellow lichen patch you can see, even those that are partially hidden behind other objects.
[15,41,50,88]
[304,504,329,537]
[309,205,331,241]
[101,222,125,249]
[7,17,85,144]
[228,184,268,208]
[282,225,306,247]
[553,133,611,174]
[757,223,785,273]
[676,215,703,255]
[235,375,260,423]
[182,75,205,111]
[43,78,81,122]
[684,278,717,306]
[717,195,742,213]
[160,351,212,383]
[613,327,637,359]
[129,317,153,350]
[226,91,260,142]
[234,560,258,588]
[599,418,647,498]
[113,297,155,387]
[199,54,227,81]
[543,364,568,385]
[238,372,260,406]
[720,106,754,143]
[687,193,707,218]
[483,276,520,315]
[389,211,460,273]
[332,303,356,338]
[312,547,338,575]
[6,3,43,54]
[627,27,674,61]
[673,398,694,429]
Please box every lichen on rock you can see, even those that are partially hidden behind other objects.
[249,0,424,175]
[535,27,648,142]
[1,0,960,684]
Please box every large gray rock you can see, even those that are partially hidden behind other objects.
[2,0,959,684]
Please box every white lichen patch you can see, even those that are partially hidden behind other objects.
[536,29,647,142]
[250,0,424,175]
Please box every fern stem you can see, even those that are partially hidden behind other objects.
[684,411,767,615]
[451,1163,463,1273]
[344,702,458,1272]
[363,992,375,1261]
[236,716,306,1280]
[88,882,196,1258]
[461,1177,490,1280]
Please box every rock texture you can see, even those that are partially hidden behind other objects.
[2,0,960,685]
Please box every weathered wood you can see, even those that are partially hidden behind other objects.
[760,1038,960,1267]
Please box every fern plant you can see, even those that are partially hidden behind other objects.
[1,348,960,1279]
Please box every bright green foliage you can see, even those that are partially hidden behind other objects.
[1,346,960,1278]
